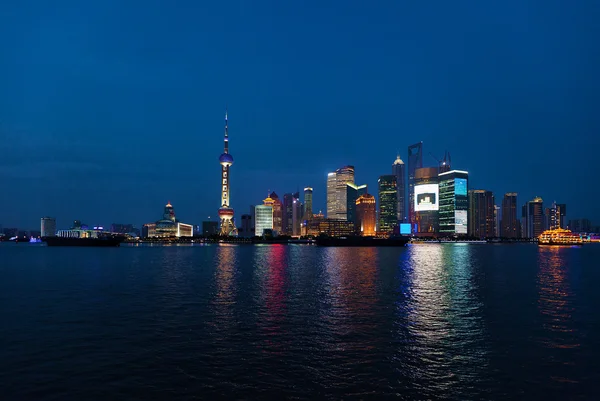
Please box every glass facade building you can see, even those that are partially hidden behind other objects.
[378,175,397,233]
[254,205,273,237]
[501,193,519,238]
[468,189,495,238]
[439,170,469,236]
[303,187,313,221]
[326,166,355,220]
[346,183,368,226]
[522,197,544,238]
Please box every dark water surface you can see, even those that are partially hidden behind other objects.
[1,243,599,400]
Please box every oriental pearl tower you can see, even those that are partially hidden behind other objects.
[218,110,238,236]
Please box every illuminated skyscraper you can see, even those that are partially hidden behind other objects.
[346,183,368,226]
[392,155,406,223]
[407,142,423,228]
[326,165,355,220]
[270,192,283,233]
[439,170,469,235]
[292,192,303,236]
[41,217,56,237]
[414,167,439,234]
[254,204,273,237]
[283,193,294,235]
[494,205,501,237]
[468,190,495,238]
[378,175,397,233]
[548,202,567,230]
[356,194,376,236]
[522,197,544,238]
[303,187,313,221]
[217,110,237,236]
[501,193,519,238]
[326,173,336,218]
[282,192,302,236]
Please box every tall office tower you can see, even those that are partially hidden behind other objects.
[467,190,495,238]
[522,197,544,238]
[378,175,398,234]
[326,165,355,220]
[326,173,337,218]
[303,187,313,221]
[254,204,273,237]
[240,214,253,237]
[282,193,293,235]
[335,165,355,220]
[40,217,56,237]
[501,193,519,238]
[270,192,283,233]
[392,155,406,223]
[414,167,439,234]
[407,142,423,228]
[292,192,303,236]
[356,194,376,236]
[494,205,501,237]
[438,170,469,235]
[218,110,237,236]
[346,183,368,226]
[548,202,567,229]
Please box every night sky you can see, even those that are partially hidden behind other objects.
[1,0,599,230]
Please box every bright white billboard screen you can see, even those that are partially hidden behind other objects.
[455,210,468,234]
[414,184,439,212]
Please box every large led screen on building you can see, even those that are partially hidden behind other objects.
[414,184,439,211]
[455,210,468,234]
[455,178,467,196]
[400,223,412,235]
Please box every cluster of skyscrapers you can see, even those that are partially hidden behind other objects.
[15,113,593,241]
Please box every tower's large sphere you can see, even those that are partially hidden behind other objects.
[219,153,234,165]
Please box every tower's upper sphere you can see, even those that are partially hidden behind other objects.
[219,153,234,165]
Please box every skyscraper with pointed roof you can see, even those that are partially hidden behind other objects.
[392,154,406,223]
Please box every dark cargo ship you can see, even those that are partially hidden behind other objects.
[42,224,125,247]
[315,235,409,247]
[43,235,125,247]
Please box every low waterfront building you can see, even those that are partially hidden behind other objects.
[143,202,193,238]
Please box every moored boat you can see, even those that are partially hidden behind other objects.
[43,227,126,247]
[315,235,409,247]
[43,236,125,247]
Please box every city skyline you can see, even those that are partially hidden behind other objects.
[1,1,599,228]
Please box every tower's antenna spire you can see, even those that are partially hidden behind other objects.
[224,106,229,154]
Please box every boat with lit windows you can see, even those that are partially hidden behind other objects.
[538,228,584,246]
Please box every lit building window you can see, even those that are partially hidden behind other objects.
[223,186,227,191]
[223,179,227,184]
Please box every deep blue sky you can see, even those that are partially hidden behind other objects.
[1,0,599,229]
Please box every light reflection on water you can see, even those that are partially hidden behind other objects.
[398,244,488,398]
[537,246,580,385]
[1,243,598,400]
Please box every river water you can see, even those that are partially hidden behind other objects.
[1,243,598,400]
